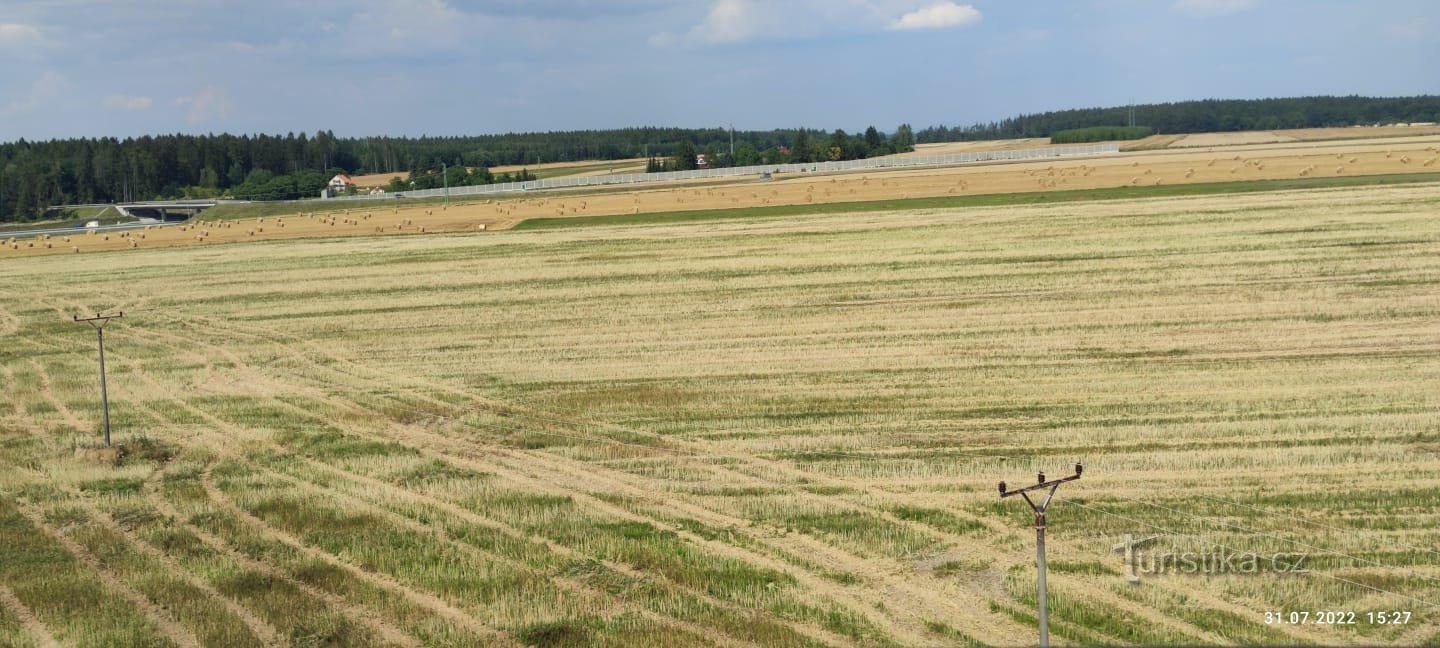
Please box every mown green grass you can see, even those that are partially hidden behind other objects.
[514,172,1440,229]
[0,501,173,647]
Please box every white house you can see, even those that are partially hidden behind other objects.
[328,174,355,191]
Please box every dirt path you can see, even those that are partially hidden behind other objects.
[13,500,202,648]
[0,582,60,648]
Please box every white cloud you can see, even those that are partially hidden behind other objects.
[647,30,678,47]
[175,85,232,124]
[1,71,67,118]
[1388,19,1437,43]
[1172,0,1255,17]
[102,94,152,110]
[340,0,487,56]
[667,0,984,46]
[0,23,41,43]
[687,0,767,44]
[888,2,980,31]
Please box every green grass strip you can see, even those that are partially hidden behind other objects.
[513,172,1440,230]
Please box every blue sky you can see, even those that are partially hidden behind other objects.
[1,0,1436,141]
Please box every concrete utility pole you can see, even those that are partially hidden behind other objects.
[441,162,449,207]
[999,463,1084,648]
[73,312,123,447]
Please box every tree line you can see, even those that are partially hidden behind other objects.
[0,125,912,222]
[1049,126,1153,144]
[916,95,1440,143]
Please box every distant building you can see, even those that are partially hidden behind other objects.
[328,174,355,191]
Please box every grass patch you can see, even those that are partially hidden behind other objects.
[514,172,1440,230]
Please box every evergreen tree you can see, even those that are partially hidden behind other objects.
[673,140,698,171]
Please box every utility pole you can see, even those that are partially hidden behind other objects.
[999,463,1083,648]
[73,312,123,448]
[441,162,449,207]
[729,123,735,158]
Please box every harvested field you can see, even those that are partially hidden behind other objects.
[1278,125,1440,141]
[489,158,647,175]
[6,135,1440,259]
[1170,131,1298,147]
[1,182,1438,645]
[887,139,1054,156]
[345,171,408,188]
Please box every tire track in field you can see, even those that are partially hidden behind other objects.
[199,466,522,648]
[0,582,60,648]
[0,363,25,419]
[191,368,973,648]
[1050,532,1338,645]
[12,500,201,648]
[491,446,1021,646]
[27,359,83,432]
[168,315,1291,646]
[149,365,800,648]
[141,466,424,648]
[322,401,1029,644]
[162,360,869,648]
[75,498,287,648]
[151,308,1268,644]
[255,461,770,648]
[285,456,860,648]
[389,398,1303,645]
[109,379,428,648]
[312,409,940,646]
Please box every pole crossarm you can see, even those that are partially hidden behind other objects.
[1000,465,1082,514]
[73,311,123,326]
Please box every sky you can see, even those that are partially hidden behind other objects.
[1,0,1437,142]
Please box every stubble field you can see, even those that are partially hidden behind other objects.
[1,180,1439,646]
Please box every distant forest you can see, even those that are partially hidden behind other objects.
[2,95,1437,222]
[916,95,1440,143]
